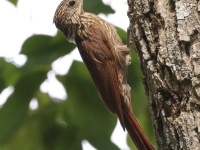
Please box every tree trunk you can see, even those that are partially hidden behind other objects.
[127,0,200,149]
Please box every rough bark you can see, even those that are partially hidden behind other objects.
[127,0,200,149]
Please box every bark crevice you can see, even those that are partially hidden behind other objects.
[128,0,200,149]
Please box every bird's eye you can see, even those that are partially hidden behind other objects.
[68,0,75,7]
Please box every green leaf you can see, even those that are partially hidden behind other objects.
[0,71,46,145]
[21,32,75,72]
[116,27,128,44]
[0,58,6,92]
[0,58,21,89]
[58,61,120,150]
[2,91,83,150]
[84,0,114,14]
[34,94,82,150]
[7,0,18,6]
[0,116,44,150]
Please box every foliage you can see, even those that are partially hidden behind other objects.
[7,0,18,5]
[0,0,154,149]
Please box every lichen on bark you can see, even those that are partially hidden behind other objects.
[127,0,200,149]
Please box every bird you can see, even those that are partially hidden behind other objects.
[53,0,154,149]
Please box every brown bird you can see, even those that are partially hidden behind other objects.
[53,0,154,149]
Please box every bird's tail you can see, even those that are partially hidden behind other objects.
[122,102,155,150]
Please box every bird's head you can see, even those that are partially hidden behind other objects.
[53,0,83,30]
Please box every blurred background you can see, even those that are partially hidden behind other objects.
[0,0,155,149]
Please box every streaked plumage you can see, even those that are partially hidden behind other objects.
[54,0,154,149]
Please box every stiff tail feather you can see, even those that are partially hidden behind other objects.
[122,102,155,150]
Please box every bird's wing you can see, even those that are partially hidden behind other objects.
[75,24,125,129]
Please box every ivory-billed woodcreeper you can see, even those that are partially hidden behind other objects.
[53,0,154,149]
